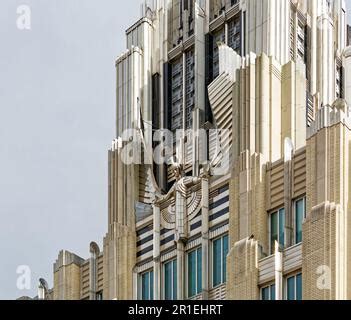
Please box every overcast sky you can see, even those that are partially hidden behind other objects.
[0,1,350,300]
[0,0,139,299]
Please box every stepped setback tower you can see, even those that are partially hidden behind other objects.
[39,0,351,300]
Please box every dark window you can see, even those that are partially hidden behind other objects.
[270,208,285,254]
[212,234,229,287]
[164,260,177,300]
[139,270,154,300]
[261,284,275,300]
[295,198,305,244]
[286,273,302,300]
[188,247,202,297]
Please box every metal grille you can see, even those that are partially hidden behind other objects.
[212,28,225,79]
[228,17,241,54]
[297,23,305,60]
[306,92,314,127]
[185,50,195,129]
[290,14,295,60]
[336,65,343,99]
[171,57,183,133]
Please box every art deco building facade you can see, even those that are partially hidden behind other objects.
[39,0,351,301]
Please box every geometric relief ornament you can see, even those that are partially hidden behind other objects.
[160,176,202,230]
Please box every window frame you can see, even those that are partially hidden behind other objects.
[163,258,177,300]
[260,283,276,301]
[269,207,285,254]
[211,234,229,288]
[285,272,302,301]
[96,291,103,301]
[186,246,202,298]
[138,269,154,301]
[293,197,306,245]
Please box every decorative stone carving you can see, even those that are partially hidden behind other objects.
[159,176,202,231]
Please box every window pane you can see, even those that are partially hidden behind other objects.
[164,262,172,300]
[271,212,278,253]
[287,276,295,300]
[150,271,154,300]
[279,208,285,246]
[296,273,302,300]
[96,291,103,300]
[197,248,202,294]
[223,235,229,283]
[173,260,177,300]
[213,238,222,287]
[296,200,304,244]
[188,251,196,297]
[262,287,270,300]
[270,284,276,301]
[142,272,150,300]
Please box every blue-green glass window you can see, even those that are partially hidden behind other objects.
[271,284,276,300]
[140,270,154,300]
[270,208,285,254]
[96,291,103,300]
[296,273,302,300]
[188,247,202,298]
[287,273,302,300]
[295,198,305,244]
[262,287,270,300]
[150,271,154,299]
[164,259,177,300]
[222,235,228,282]
[270,212,278,253]
[261,284,275,300]
[287,276,295,300]
[213,235,229,287]
[196,248,202,293]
